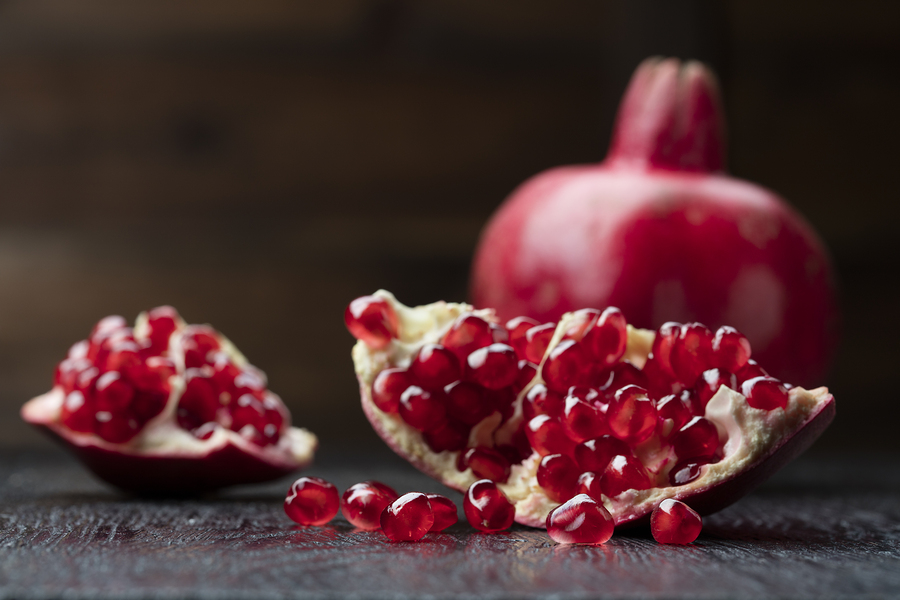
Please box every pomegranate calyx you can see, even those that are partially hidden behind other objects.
[607,56,725,173]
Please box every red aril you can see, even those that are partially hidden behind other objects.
[742,377,790,411]
[285,477,339,527]
[694,368,737,410]
[466,344,519,390]
[470,57,839,389]
[651,499,702,545]
[463,447,511,483]
[671,417,720,462]
[576,471,603,501]
[426,494,458,532]
[381,492,434,542]
[601,454,652,498]
[442,314,494,361]
[713,326,751,373]
[536,454,580,502]
[546,494,615,545]
[341,481,399,530]
[523,323,555,364]
[410,345,460,390]
[574,435,630,473]
[606,386,657,445]
[371,368,413,414]
[344,295,399,350]
[561,394,608,443]
[525,414,576,457]
[399,387,447,432]
[507,316,539,358]
[464,479,515,533]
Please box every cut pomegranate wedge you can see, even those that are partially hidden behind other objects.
[22,307,317,494]
[348,291,835,528]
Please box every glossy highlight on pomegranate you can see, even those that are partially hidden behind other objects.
[22,307,317,493]
[348,291,835,530]
[470,57,839,389]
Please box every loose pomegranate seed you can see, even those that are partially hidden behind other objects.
[656,392,696,439]
[371,368,414,414]
[60,391,96,433]
[463,447,511,482]
[340,481,399,530]
[182,326,220,369]
[523,323,556,364]
[426,494,458,532]
[736,359,768,383]
[441,314,494,361]
[463,479,515,533]
[561,395,608,443]
[399,386,447,431]
[601,454,652,497]
[522,384,564,421]
[285,477,340,526]
[444,381,492,425]
[94,411,140,443]
[713,326,751,373]
[410,344,460,390]
[145,306,180,355]
[651,499,702,544]
[537,453,580,502]
[650,322,681,378]
[694,368,737,409]
[606,385,657,445]
[583,307,627,367]
[741,376,789,411]
[507,316,539,358]
[670,323,714,386]
[541,339,589,393]
[344,295,400,350]
[576,471,603,501]
[668,461,706,486]
[466,343,518,390]
[513,360,538,394]
[525,414,576,457]
[671,417,720,461]
[423,419,469,453]
[381,492,435,542]
[574,435,629,473]
[546,494,615,544]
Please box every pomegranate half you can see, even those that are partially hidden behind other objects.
[470,57,839,388]
[22,307,317,494]
[348,291,834,528]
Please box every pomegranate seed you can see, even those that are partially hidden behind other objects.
[694,368,737,410]
[656,392,695,439]
[340,481,399,530]
[668,461,705,486]
[524,323,556,363]
[441,314,494,361]
[650,322,681,378]
[525,414,576,457]
[736,359,768,383]
[642,355,678,399]
[94,371,134,413]
[562,308,601,341]
[496,428,532,465]
[94,411,140,443]
[463,447,511,482]
[131,389,168,423]
[670,323,714,386]
[284,476,340,526]
[576,471,603,501]
[574,435,629,473]
[105,343,141,376]
[381,492,435,542]
[182,326,220,369]
[546,494,614,545]
[444,381,492,425]
[601,454,652,497]
[561,394,608,443]
[55,357,91,392]
[671,417,720,461]
[371,368,414,414]
[410,344,460,390]
[145,306,180,355]
[131,356,175,394]
[91,315,127,340]
[536,453,580,502]
[606,385,657,445]
[466,343,518,390]
[651,499,702,545]
[742,376,789,411]
[506,316,539,358]
[177,374,219,431]
[522,384,564,421]
[426,494,458,532]
[463,479,515,533]
[713,326,751,373]
[344,295,400,349]
[423,419,469,453]
[399,386,447,431]
[490,323,509,344]
[513,360,538,394]
[231,393,266,435]
[541,339,590,393]
[60,391,95,433]
[598,362,649,398]
[566,385,601,404]
[583,307,627,367]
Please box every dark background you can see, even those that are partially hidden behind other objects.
[0,0,897,457]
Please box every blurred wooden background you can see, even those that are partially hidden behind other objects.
[0,0,897,456]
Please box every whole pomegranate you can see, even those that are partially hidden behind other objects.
[471,57,839,387]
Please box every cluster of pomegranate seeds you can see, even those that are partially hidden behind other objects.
[650,499,703,544]
[284,477,340,526]
[463,479,516,533]
[546,494,615,545]
[55,306,290,447]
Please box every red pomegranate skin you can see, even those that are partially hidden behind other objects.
[470,57,839,388]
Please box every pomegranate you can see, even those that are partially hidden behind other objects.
[470,57,839,388]
[21,307,317,493]
[348,291,835,529]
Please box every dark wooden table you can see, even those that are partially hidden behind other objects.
[1,447,898,599]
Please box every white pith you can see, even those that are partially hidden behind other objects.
[353,290,831,527]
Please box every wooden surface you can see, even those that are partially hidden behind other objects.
[1,448,898,599]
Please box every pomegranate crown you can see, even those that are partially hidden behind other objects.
[606,57,726,173]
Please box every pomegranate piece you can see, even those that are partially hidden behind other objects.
[344,295,399,350]
[341,481,399,530]
[381,492,434,542]
[285,477,340,526]
[536,453,580,503]
[22,307,317,494]
[546,494,615,545]
[651,499,703,545]
[426,494,458,532]
[464,480,515,533]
